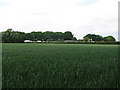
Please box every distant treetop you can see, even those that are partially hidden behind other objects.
[1,29,116,43]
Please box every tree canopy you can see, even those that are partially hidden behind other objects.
[2,29,26,43]
[83,34,116,41]
[62,31,74,40]
[1,29,116,43]
[1,29,75,43]
[83,34,104,41]
[104,36,116,41]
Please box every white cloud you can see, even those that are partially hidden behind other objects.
[78,0,99,6]
[0,0,119,40]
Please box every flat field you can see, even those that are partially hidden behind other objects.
[2,43,119,88]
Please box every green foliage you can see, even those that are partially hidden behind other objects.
[72,37,77,40]
[62,31,74,40]
[104,36,116,41]
[1,29,117,43]
[2,44,119,88]
[1,29,75,43]
[2,29,26,43]
[84,37,90,41]
[27,31,43,41]
[42,31,57,41]
[83,34,104,41]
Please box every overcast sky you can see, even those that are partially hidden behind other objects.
[0,0,119,40]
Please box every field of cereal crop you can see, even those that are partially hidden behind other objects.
[2,43,119,88]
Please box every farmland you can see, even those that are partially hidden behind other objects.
[2,43,119,88]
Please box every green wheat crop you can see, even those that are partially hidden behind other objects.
[2,43,119,88]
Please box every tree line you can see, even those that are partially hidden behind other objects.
[83,34,116,42]
[1,29,116,43]
[1,29,76,43]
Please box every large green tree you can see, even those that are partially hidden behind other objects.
[83,34,104,41]
[2,29,12,43]
[104,36,116,41]
[2,29,26,43]
[62,31,74,40]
